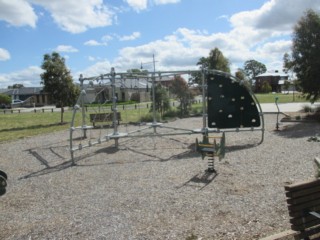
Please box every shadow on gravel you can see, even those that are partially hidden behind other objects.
[225,143,258,153]
[95,146,119,154]
[178,171,218,190]
[19,160,74,180]
[124,146,198,162]
[19,150,103,180]
[20,138,262,180]
[273,122,320,138]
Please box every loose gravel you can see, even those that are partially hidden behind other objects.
[0,114,320,240]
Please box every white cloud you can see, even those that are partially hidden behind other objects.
[79,0,315,77]
[125,0,148,12]
[256,0,320,31]
[54,45,78,53]
[125,0,180,11]
[0,0,116,33]
[84,32,141,47]
[118,32,141,41]
[153,0,180,5]
[32,0,115,33]
[217,15,229,21]
[101,34,113,42]
[88,56,97,61]
[75,60,113,78]
[0,48,11,61]
[0,66,43,88]
[230,0,320,32]
[90,21,292,76]
[84,40,103,46]
[0,0,37,28]
[84,34,113,46]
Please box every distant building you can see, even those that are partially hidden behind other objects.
[254,71,289,93]
[81,76,176,104]
[0,75,178,107]
[0,87,51,107]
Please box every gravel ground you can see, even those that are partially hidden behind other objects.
[0,114,320,240]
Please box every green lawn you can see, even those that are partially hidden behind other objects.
[0,93,310,143]
[255,92,307,103]
[0,107,151,143]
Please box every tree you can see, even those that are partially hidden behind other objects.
[243,59,267,86]
[283,53,294,74]
[283,52,301,100]
[283,80,291,94]
[40,52,79,123]
[235,68,246,80]
[170,76,194,117]
[7,84,24,89]
[197,48,230,73]
[235,68,252,90]
[261,81,272,93]
[0,94,11,108]
[193,47,230,85]
[150,84,170,117]
[127,68,148,76]
[292,9,320,103]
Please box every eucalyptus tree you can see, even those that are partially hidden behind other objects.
[40,52,79,123]
[292,9,320,103]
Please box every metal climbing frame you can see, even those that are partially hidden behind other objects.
[69,68,265,166]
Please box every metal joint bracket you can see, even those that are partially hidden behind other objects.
[309,211,320,219]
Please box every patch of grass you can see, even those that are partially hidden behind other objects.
[255,93,307,103]
[0,111,78,142]
[0,106,152,143]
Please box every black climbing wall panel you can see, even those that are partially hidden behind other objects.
[207,73,261,129]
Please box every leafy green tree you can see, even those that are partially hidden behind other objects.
[193,47,230,85]
[235,68,252,90]
[40,52,79,123]
[7,84,24,89]
[283,80,291,94]
[292,9,320,103]
[261,81,272,93]
[0,94,11,107]
[243,59,267,86]
[283,52,302,100]
[127,68,148,76]
[283,53,294,74]
[150,84,170,117]
[170,76,194,117]
[235,69,245,80]
[198,48,230,72]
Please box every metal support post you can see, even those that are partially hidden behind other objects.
[201,67,207,133]
[79,75,87,139]
[275,96,280,131]
[110,67,119,147]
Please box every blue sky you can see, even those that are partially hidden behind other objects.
[0,0,319,88]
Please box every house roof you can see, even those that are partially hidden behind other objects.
[0,87,44,95]
[256,71,288,78]
[0,89,10,94]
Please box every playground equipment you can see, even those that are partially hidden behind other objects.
[195,132,225,172]
[0,169,7,196]
[69,67,264,172]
